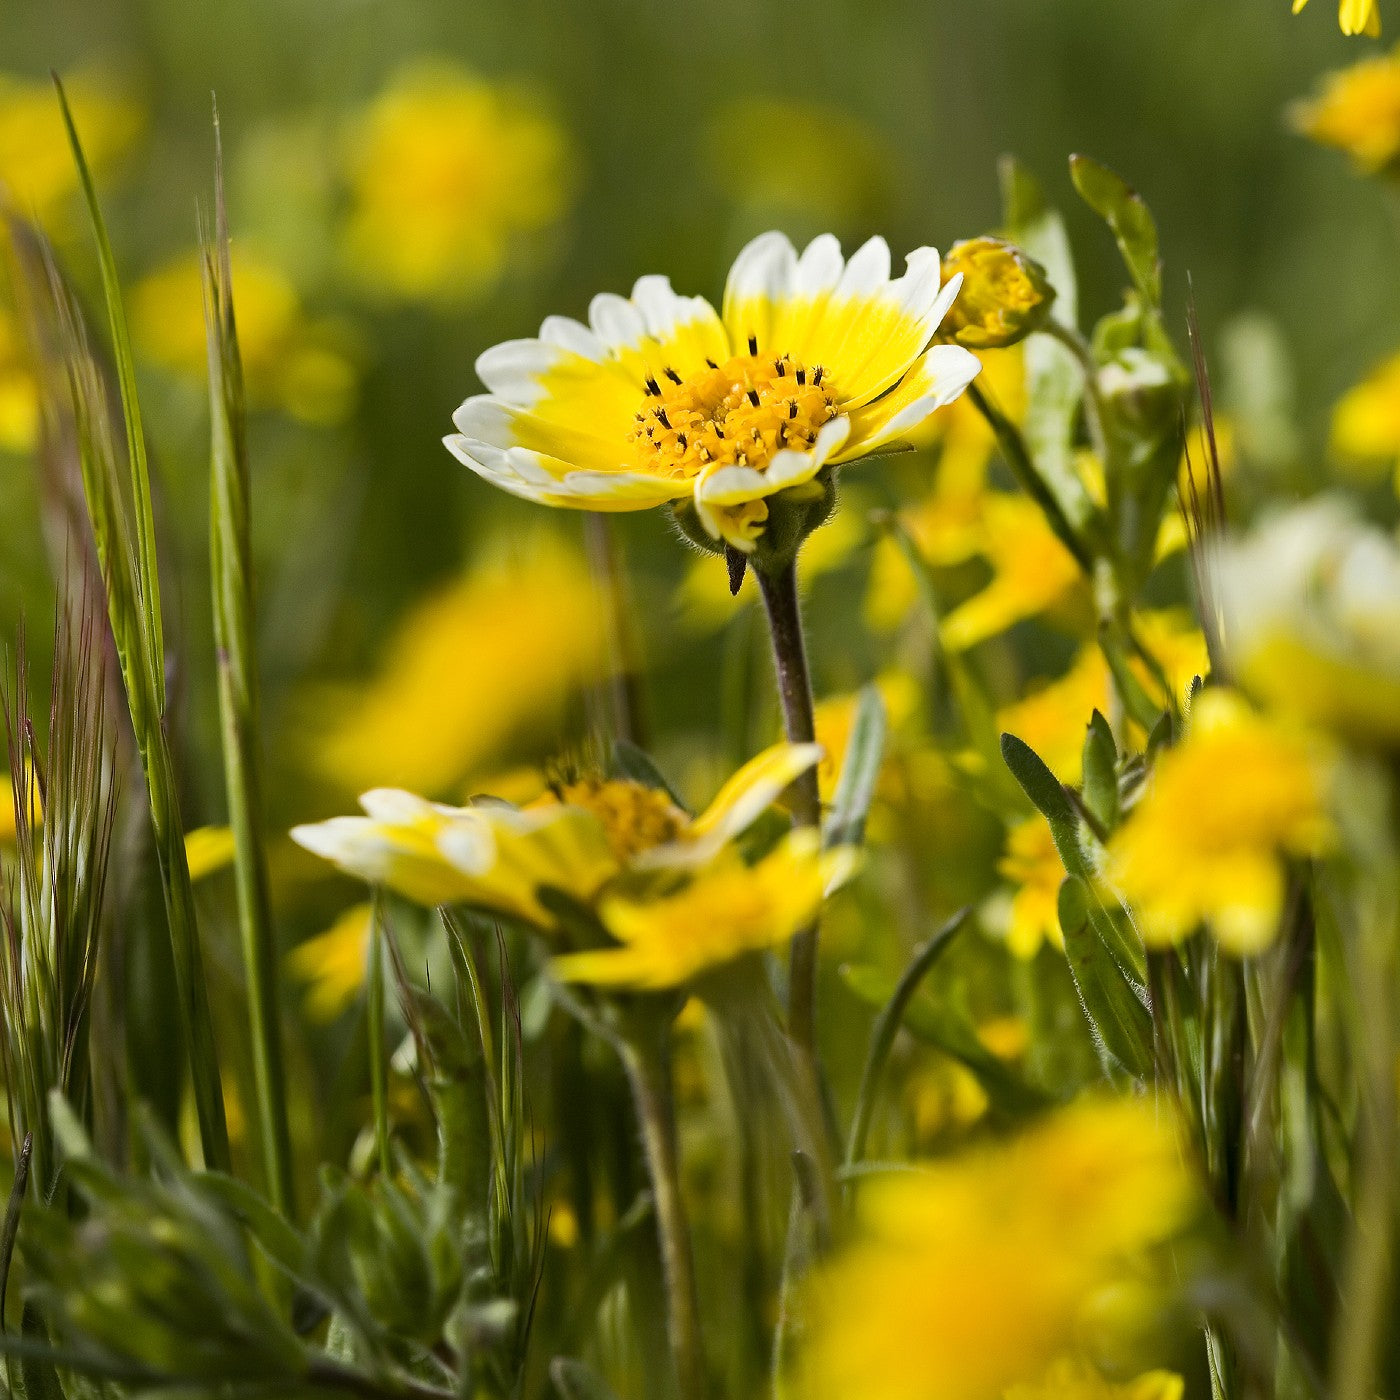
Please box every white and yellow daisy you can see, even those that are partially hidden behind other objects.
[445,232,981,554]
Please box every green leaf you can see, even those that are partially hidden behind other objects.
[1057,877,1153,1078]
[824,684,886,850]
[1081,710,1119,833]
[194,1172,307,1283]
[1069,154,1162,307]
[999,733,1084,874]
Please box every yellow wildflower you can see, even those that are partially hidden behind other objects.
[131,248,356,426]
[445,231,981,554]
[941,494,1083,651]
[0,68,142,228]
[341,62,571,305]
[1005,1359,1184,1400]
[287,902,373,1022]
[1294,49,1400,173]
[185,826,236,883]
[1331,352,1400,482]
[551,829,856,990]
[0,305,38,454]
[996,646,1110,784]
[1106,690,1332,954]
[904,1056,990,1142]
[1293,0,1382,36]
[802,1097,1199,1400]
[313,543,607,797]
[291,740,823,930]
[1214,499,1400,746]
[998,816,1066,959]
[938,238,1054,350]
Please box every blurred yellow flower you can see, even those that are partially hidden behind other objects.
[997,646,1110,784]
[313,544,607,797]
[1214,499,1400,746]
[1294,49,1400,173]
[287,902,372,1022]
[0,779,15,846]
[903,1056,990,1143]
[446,231,980,553]
[1106,690,1332,954]
[1005,1359,1183,1400]
[0,68,142,228]
[341,62,572,305]
[131,248,356,426]
[0,305,38,454]
[292,740,823,930]
[1331,352,1400,481]
[552,829,856,990]
[802,1097,1199,1400]
[942,494,1083,651]
[998,816,1066,959]
[185,825,236,882]
[1293,0,1382,36]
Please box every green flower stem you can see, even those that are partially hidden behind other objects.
[754,561,823,1060]
[367,900,392,1180]
[618,1025,705,1400]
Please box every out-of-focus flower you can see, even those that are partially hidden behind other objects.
[552,830,855,989]
[446,231,980,555]
[1293,49,1400,173]
[131,249,357,426]
[340,62,572,305]
[1134,608,1211,708]
[996,646,1110,783]
[287,902,372,1022]
[1331,353,1400,482]
[941,494,1083,651]
[292,741,822,929]
[1293,0,1381,36]
[0,306,38,454]
[903,1056,991,1142]
[0,69,142,228]
[185,826,236,883]
[1106,690,1332,954]
[703,98,896,229]
[997,816,1066,959]
[813,670,922,804]
[1214,499,1400,746]
[0,778,15,846]
[802,1097,1199,1400]
[1005,1359,1184,1400]
[937,238,1054,351]
[313,544,607,797]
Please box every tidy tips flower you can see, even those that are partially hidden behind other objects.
[445,231,981,557]
[1293,0,1382,34]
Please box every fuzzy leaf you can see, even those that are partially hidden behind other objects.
[1069,154,1162,307]
[1081,710,1119,832]
[824,684,887,850]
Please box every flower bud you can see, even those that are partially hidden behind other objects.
[939,237,1054,349]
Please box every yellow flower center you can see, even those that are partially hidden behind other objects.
[553,778,688,862]
[627,343,838,479]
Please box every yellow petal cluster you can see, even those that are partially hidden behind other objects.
[446,231,981,553]
[802,1097,1198,1400]
[1294,49,1400,173]
[132,249,357,426]
[312,543,607,797]
[998,816,1066,959]
[341,62,572,305]
[1105,690,1332,954]
[1331,352,1400,482]
[1293,0,1382,35]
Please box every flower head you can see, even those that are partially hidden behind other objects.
[341,62,572,305]
[937,237,1054,350]
[446,231,981,556]
[292,740,823,931]
[998,816,1067,959]
[801,1098,1199,1400]
[1294,49,1400,173]
[1213,499,1400,746]
[1105,690,1332,954]
[1293,0,1382,35]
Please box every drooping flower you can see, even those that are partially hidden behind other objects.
[340,62,572,305]
[1213,499,1400,746]
[311,543,607,797]
[131,248,357,425]
[801,1097,1199,1400]
[291,740,823,930]
[1105,690,1332,954]
[445,232,981,554]
[997,816,1066,959]
[1292,0,1382,36]
[1293,49,1400,174]
[1331,352,1400,484]
[552,830,856,990]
